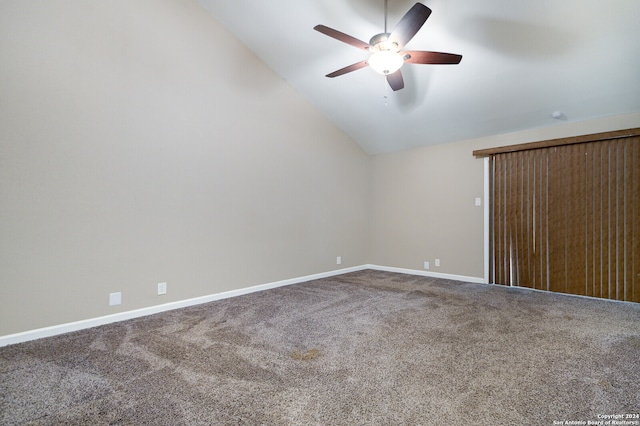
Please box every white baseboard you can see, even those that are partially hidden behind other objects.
[0,264,485,347]
[0,265,367,347]
[365,264,486,284]
[3,263,631,348]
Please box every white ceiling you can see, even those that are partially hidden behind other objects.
[197,0,640,154]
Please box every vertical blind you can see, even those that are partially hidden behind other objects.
[487,134,639,302]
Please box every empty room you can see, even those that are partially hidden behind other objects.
[1,0,639,424]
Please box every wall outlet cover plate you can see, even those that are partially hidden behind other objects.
[109,292,122,306]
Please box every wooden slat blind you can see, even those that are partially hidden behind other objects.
[489,135,639,302]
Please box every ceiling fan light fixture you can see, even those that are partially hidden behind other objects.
[368,50,404,75]
[314,2,462,89]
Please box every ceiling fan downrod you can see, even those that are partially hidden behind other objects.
[384,0,388,33]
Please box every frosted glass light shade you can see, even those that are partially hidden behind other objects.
[368,51,404,75]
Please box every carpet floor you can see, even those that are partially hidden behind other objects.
[1,270,639,425]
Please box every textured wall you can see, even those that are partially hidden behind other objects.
[0,0,370,335]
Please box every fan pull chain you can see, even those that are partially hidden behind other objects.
[383,0,389,106]
[383,75,389,106]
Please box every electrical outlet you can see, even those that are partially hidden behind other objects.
[435,259,440,267]
[109,292,122,306]
[424,261,430,270]
[336,256,342,265]
[475,197,482,206]
[157,282,167,295]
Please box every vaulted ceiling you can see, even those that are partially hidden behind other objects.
[197,0,640,154]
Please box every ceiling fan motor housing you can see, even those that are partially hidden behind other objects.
[369,33,399,52]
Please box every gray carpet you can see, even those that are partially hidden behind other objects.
[1,270,639,425]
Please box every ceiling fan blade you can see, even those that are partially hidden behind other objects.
[314,25,371,51]
[386,69,404,91]
[326,60,370,78]
[404,51,463,64]
[389,3,432,48]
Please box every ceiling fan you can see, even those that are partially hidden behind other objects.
[314,1,462,91]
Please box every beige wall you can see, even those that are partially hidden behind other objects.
[0,0,370,335]
[370,139,485,278]
[370,112,640,279]
[2,1,639,338]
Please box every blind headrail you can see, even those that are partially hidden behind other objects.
[473,127,640,157]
